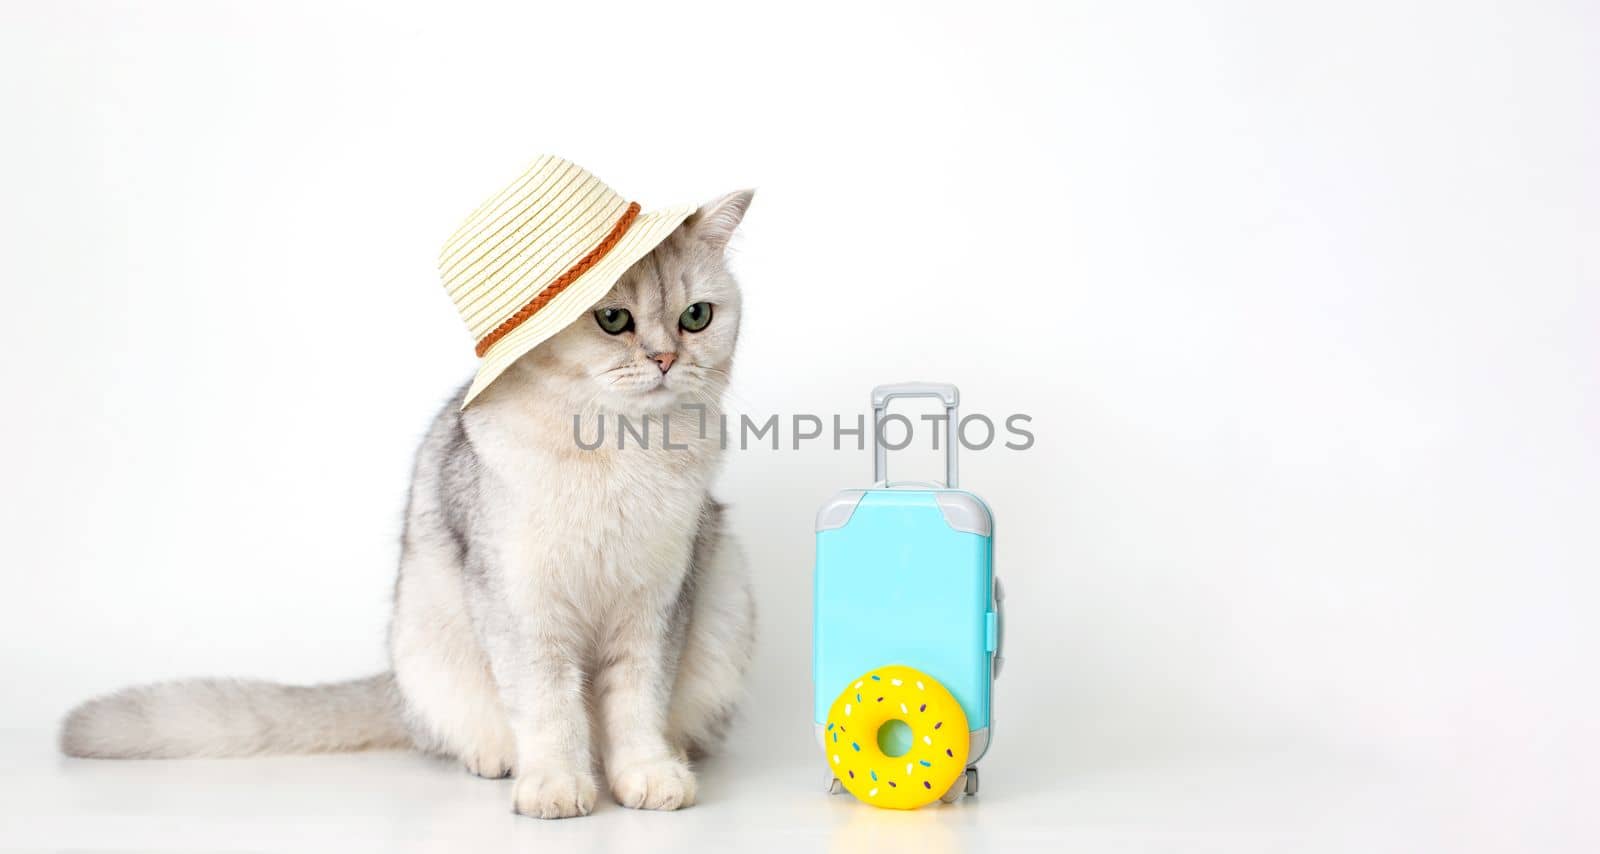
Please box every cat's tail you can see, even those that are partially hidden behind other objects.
[59,673,413,758]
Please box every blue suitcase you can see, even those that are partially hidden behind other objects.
[813,382,1004,802]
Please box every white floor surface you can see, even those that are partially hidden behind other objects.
[1,729,1583,853]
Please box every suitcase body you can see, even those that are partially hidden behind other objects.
[813,383,1002,798]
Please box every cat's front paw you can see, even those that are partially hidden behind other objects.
[609,757,697,811]
[462,747,515,779]
[512,767,598,819]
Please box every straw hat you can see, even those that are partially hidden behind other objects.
[438,155,697,407]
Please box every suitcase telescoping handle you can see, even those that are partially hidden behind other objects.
[871,382,960,488]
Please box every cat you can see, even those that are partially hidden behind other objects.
[60,190,758,820]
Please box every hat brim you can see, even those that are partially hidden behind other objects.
[460,203,697,408]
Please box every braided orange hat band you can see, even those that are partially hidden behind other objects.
[473,201,642,358]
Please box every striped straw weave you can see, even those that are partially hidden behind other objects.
[440,155,633,340]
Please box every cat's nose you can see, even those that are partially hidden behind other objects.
[650,352,677,374]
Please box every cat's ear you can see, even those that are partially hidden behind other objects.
[690,189,754,252]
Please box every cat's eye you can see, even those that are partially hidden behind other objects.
[594,308,633,335]
[679,302,714,333]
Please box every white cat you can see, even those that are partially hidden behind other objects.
[61,191,758,820]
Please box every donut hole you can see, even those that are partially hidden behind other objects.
[875,719,914,758]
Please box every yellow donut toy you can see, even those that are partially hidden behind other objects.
[824,664,970,809]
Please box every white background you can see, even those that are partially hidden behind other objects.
[1,1,1596,851]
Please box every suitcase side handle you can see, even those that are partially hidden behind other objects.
[871,382,960,488]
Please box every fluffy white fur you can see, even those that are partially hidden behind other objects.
[62,190,758,820]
